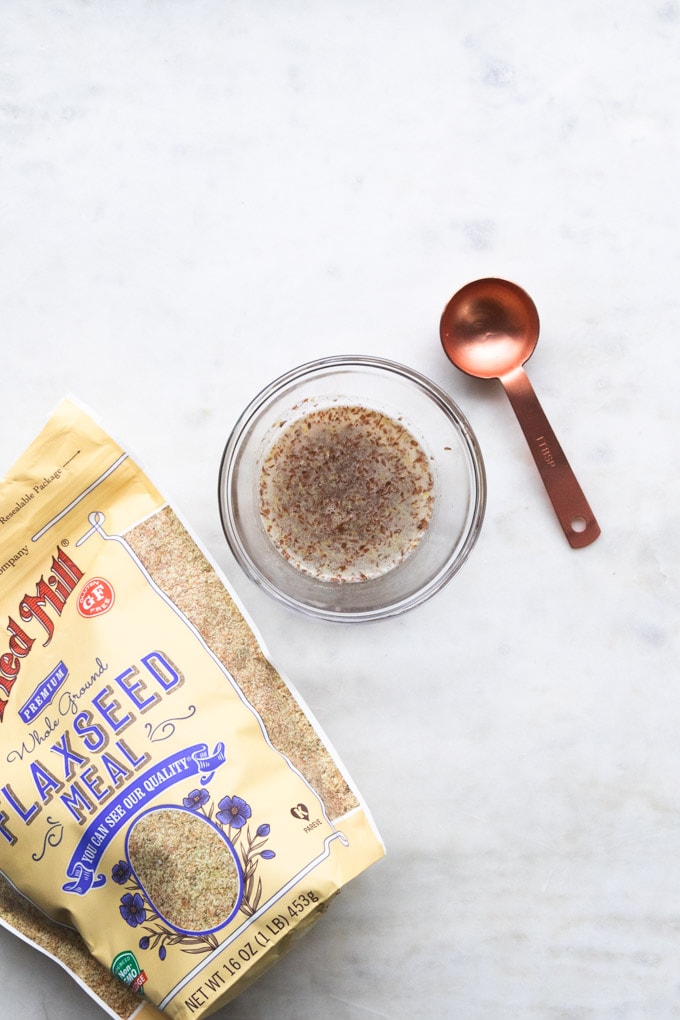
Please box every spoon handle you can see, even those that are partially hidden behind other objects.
[500,367,601,548]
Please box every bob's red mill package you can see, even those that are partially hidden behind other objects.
[0,399,384,1019]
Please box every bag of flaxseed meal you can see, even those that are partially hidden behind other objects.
[0,399,384,1019]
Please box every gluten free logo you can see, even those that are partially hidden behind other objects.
[77,577,115,618]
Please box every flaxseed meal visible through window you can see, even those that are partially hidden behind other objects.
[126,506,360,822]
[128,808,241,933]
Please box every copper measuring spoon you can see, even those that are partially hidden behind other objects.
[440,277,600,548]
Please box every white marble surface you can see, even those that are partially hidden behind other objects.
[1,2,679,1017]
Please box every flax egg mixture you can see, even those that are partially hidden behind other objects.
[258,404,435,582]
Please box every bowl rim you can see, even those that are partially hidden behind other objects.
[218,355,486,622]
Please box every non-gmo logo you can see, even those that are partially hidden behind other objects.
[111,950,147,993]
[77,577,115,618]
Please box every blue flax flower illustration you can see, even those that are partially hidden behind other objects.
[183,788,210,811]
[217,795,252,829]
[111,860,132,885]
[120,892,146,927]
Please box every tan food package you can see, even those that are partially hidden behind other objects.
[0,400,384,1019]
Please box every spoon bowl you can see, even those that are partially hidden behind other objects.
[441,277,540,379]
[440,278,600,549]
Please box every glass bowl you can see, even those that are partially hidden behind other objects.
[218,356,486,622]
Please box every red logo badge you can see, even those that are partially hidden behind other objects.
[77,578,115,618]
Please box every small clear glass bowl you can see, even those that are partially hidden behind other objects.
[218,356,486,622]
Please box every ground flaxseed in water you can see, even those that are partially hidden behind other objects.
[128,809,240,933]
[259,405,435,582]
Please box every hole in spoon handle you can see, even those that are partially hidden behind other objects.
[501,368,601,549]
